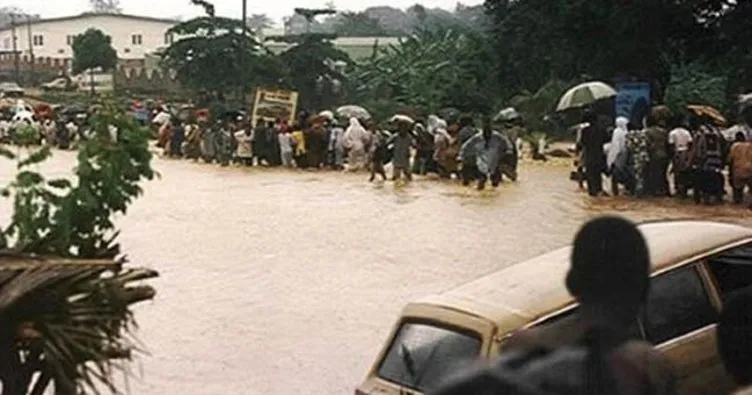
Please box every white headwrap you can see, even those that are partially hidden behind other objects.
[607,116,629,169]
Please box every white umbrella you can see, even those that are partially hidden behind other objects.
[12,110,34,123]
[494,107,521,122]
[556,81,617,112]
[319,110,334,120]
[390,114,415,124]
[336,105,371,120]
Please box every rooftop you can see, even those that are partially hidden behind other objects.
[415,220,752,333]
[0,12,178,33]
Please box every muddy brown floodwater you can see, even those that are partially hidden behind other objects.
[2,150,751,394]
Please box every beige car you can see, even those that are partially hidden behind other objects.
[356,220,752,395]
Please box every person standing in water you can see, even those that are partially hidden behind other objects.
[328,119,345,170]
[369,128,389,182]
[578,111,609,196]
[389,120,415,182]
[667,114,694,198]
[343,118,370,171]
[728,131,752,207]
[278,128,295,168]
[607,117,631,196]
[459,116,508,190]
[234,121,255,166]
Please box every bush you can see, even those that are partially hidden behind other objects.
[664,62,729,116]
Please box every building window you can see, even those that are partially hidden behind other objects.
[164,33,173,45]
[124,48,130,53]
[131,34,142,45]
[58,49,65,54]
[66,35,75,46]
[32,34,44,46]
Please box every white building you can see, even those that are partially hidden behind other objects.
[0,11,401,66]
[0,12,178,60]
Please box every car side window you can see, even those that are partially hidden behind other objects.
[532,306,643,340]
[707,242,752,301]
[643,264,717,345]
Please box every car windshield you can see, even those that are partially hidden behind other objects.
[377,321,482,393]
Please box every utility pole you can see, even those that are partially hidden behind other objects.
[10,14,20,83]
[241,0,248,110]
[26,15,35,86]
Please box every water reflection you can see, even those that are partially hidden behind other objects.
[1,152,749,394]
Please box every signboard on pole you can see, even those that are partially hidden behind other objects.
[615,82,651,127]
[251,88,299,127]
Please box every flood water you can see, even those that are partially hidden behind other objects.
[2,150,751,394]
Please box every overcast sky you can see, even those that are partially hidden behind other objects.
[4,0,483,26]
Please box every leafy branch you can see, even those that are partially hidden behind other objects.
[1,100,156,258]
[0,99,158,394]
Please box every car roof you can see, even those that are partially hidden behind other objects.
[413,220,752,334]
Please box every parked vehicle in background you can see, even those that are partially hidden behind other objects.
[73,69,114,93]
[356,220,752,395]
[41,77,76,92]
[0,82,24,98]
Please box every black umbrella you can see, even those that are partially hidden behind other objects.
[438,107,461,121]
[61,105,85,115]
[223,110,245,121]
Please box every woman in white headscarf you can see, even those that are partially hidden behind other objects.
[433,119,455,178]
[607,116,630,195]
[426,115,441,135]
[343,117,369,171]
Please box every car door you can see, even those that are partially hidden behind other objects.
[644,263,725,395]
[705,241,752,301]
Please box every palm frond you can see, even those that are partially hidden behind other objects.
[0,255,158,394]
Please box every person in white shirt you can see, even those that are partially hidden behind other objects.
[278,130,294,167]
[152,110,171,127]
[668,114,694,198]
[43,119,56,145]
[66,119,79,140]
[234,124,254,166]
[0,118,10,142]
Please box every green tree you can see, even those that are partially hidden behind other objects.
[0,6,39,28]
[71,28,117,95]
[664,62,729,115]
[272,33,351,109]
[509,77,576,133]
[247,13,274,34]
[294,7,336,33]
[190,0,215,16]
[160,16,281,100]
[482,0,747,100]
[352,27,498,115]
[270,7,351,109]
[334,11,389,37]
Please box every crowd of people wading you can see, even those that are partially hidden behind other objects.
[153,107,526,190]
[575,102,752,208]
[6,93,752,206]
